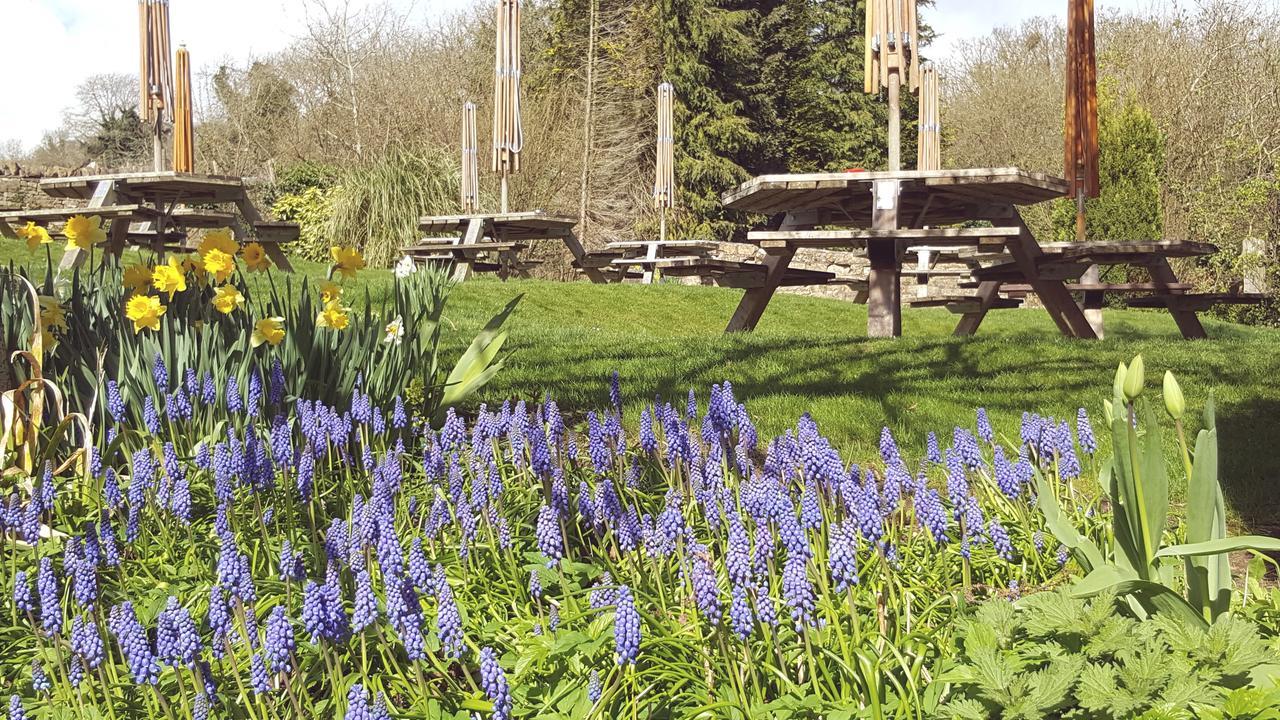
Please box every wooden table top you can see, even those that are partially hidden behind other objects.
[40,171,247,204]
[721,167,1069,225]
[419,211,577,239]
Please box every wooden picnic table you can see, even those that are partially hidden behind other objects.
[969,241,1253,339]
[1,171,297,271]
[414,212,605,283]
[721,167,1100,338]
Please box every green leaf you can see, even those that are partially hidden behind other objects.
[1155,536,1280,559]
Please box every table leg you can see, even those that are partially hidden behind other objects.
[953,280,1003,336]
[867,238,902,338]
[560,230,608,283]
[261,242,295,272]
[1005,219,1097,339]
[450,218,483,283]
[726,245,796,333]
[641,241,658,284]
[0,220,19,240]
[1080,265,1105,338]
[1147,258,1207,339]
[60,180,116,272]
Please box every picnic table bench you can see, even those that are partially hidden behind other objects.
[415,211,604,283]
[1,172,298,271]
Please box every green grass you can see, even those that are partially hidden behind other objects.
[435,278,1280,530]
[7,244,1280,527]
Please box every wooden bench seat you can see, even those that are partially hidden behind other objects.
[170,209,237,228]
[991,282,1194,294]
[748,226,1022,249]
[1126,293,1268,312]
[606,239,717,250]
[610,255,708,266]
[909,294,1023,313]
[253,222,300,243]
[411,240,528,252]
[1,204,148,223]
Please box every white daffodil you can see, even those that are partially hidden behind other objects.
[394,255,416,279]
[384,315,405,345]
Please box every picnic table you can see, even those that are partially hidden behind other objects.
[413,212,606,283]
[966,241,1266,339]
[0,171,298,271]
[722,167,1098,337]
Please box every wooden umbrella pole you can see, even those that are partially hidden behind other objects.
[887,68,901,172]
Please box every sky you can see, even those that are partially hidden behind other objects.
[2,0,1155,151]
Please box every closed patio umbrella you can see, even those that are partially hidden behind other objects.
[653,82,675,242]
[461,102,480,213]
[864,0,919,171]
[139,0,174,171]
[172,45,194,173]
[491,0,523,213]
[916,62,939,171]
[1064,0,1100,240]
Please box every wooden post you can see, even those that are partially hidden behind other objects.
[1243,236,1267,294]
[867,179,902,337]
[887,69,901,172]
[1075,189,1104,337]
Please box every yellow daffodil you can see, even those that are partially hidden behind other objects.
[318,280,343,304]
[212,285,245,315]
[125,294,166,333]
[251,317,286,347]
[202,248,236,283]
[38,296,68,332]
[198,228,238,258]
[151,258,187,299]
[16,222,52,252]
[123,263,154,293]
[241,242,271,272]
[329,245,365,279]
[64,215,106,251]
[383,315,405,345]
[316,300,351,331]
[181,254,211,288]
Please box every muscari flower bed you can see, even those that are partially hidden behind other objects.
[2,363,1107,720]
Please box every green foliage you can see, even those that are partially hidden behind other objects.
[1037,356,1280,627]
[326,144,459,267]
[940,589,1280,719]
[1052,93,1165,244]
[264,161,341,204]
[271,186,335,262]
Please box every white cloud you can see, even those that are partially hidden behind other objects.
[0,0,476,151]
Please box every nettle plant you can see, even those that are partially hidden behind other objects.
[1038,355,1280,628]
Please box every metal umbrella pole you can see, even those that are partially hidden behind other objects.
[491,0,523,213]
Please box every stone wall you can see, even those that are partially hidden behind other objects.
[0,164,92,212]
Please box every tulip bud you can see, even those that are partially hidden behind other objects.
[1123,355,1145,401]
[1163,371,1185,420]
[1113,362,1128,399]
[1102,398,1114,425]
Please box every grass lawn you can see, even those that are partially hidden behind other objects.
[7,245,1280,528]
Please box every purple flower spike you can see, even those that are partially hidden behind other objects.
[480,647,513,720]
[613,585,640,665]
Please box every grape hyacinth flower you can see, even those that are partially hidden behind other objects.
[536,504,563,567]
[264,605,296,674]
[434,567,465,659]
[352,568,378,633]
[828,521,860,592]
[729,584,754,640]
[988,519,1014,561]
[109,601,160,685]
[480,647,513,720]
[156,596,202,669]
[781,551,816,629]
[13,571,34,614]
[37,557,61,635]
[345,684,371,720]
[105,380,126,422]
[976,407,994,444]
[71,613,104,673]
[1077,407,1096,455]
[915,487,949,544]
[588,669,602,703]
[685,544,722,626]
[10,695,28,720]
[250,653,270,695]
[613,585,640,665]
[528,570,543,600]
[31,661,50,693]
